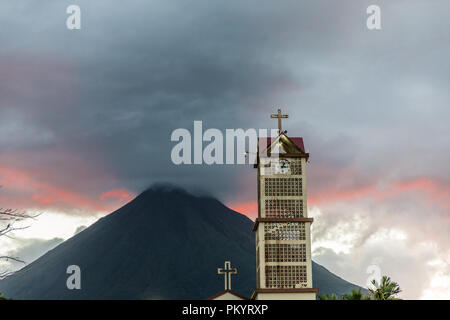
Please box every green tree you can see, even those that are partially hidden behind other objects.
[342,288,371,300]
[318,293,338,300]
[369,276,402,300]
[0,292,9,300]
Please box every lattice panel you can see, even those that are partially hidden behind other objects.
[265,265,307,288]
[290,160,302,175]
[264,177,302,196]
[264,199,303,217]
[264,222,306,240]
[265,243,306,262]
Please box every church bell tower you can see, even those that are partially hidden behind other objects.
[251,109,318,300]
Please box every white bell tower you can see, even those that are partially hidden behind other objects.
[252,109,318,300]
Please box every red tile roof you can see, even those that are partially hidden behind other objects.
[258,136,305,153]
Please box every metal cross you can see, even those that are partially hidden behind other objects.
[270,108,288,133]
[217,261,237,290]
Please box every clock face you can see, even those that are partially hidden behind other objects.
[274,159,291,174]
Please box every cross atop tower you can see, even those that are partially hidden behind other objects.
[270,108,288,133]
[217,261,237,290]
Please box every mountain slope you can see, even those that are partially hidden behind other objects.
[0,186,364,299]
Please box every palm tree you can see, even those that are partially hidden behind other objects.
[342,288,371,300]
[369,276,402,300]
[318,293,338,300]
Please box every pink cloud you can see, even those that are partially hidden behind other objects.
[100,189,134,202]
[0,166,134,213]
[227,177,449,220]
[309,177,450,213]
[393,178,450,210]
[229,201,258,220]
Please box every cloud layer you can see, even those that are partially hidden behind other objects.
[0,0,449,298]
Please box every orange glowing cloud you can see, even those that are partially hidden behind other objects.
[308,184,377,206]
[229,201,258,220]
[100,189,134,202]
[309,177,450,212]
[393,178,450,210]
[0,166,134,213]
[228,177,449,220]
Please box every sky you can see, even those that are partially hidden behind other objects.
[0,0,449,299]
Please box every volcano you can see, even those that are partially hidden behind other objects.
[0,185,363,299]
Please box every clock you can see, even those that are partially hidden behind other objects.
[274,159,291,174]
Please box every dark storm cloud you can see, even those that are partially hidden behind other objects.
[1,0,448,199]
[1,0,315,198]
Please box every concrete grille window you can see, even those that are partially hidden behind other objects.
[290,160,302,175]
[265,199,303,217]
[265,265,307,288]
[264,177,302,196]
[264,222,306,240]
[265,243,306,262]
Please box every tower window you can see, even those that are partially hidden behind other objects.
[264,177,302,196]
[290,160,302,175]
[265,199,303,217]
[265,265,308,288]
[265,243,307,262]
[264,222,306,240]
